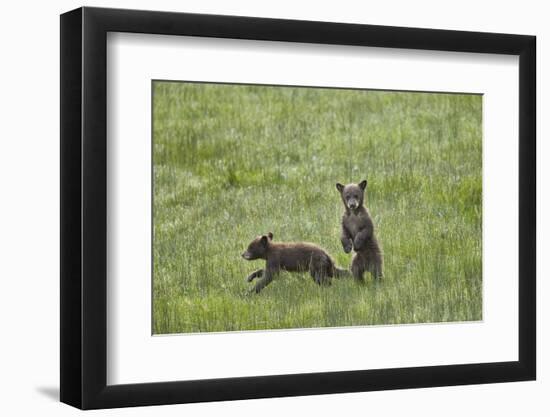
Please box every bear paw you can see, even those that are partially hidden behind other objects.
[342,241,353,253]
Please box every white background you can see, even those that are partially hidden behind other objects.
[108,33,518,384]
[0,0,546,416]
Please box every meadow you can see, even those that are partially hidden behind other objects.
[152,81,482,334]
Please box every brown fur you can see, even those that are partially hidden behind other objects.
[242,232,350,293]
[336,180,383,281]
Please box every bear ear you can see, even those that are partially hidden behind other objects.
[359,180,367,190]
[336,183,344,193]
[260,235,269,246]
[267,232,274,240]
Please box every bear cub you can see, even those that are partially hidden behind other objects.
[242,232,349,293]
[336,180,383,281]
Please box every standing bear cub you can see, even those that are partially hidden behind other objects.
[242,232,350,293]
[336,180,383,281]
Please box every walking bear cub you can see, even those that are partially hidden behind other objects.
[336,180,383,281]
[242,232,350,293]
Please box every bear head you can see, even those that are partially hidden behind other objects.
[242,232,274,260]
[336,180,367,211]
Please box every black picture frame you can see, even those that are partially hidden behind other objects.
[60,6,536,410]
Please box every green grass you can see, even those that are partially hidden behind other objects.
[152,81,482,334]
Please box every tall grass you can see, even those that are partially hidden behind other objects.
[152,81,482,334]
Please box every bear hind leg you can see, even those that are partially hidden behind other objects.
[367,251,383,280]
[367,260,383,280]
[351,255,366,283]
[310,258,332,286]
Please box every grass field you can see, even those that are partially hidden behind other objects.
[152,81,482,334]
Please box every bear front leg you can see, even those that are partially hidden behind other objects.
[246,269,264,282]
[251,270,275,294]
[341,227,353,253]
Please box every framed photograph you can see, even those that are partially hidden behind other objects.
[60,6,536,409]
